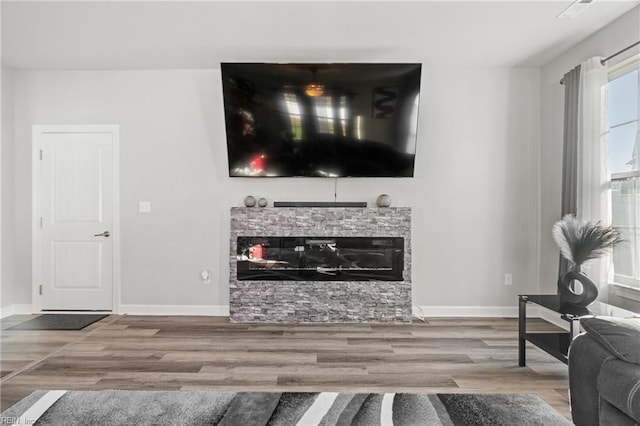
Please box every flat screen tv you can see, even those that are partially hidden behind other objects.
[221,63,421,177]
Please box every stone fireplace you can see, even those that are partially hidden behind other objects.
[229,207,411,323]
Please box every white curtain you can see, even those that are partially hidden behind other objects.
[576,56,611,295]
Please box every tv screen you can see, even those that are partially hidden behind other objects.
[221,63,422,177]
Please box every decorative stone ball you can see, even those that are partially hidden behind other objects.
[376,194,391,207]
[243,195,256,207]
[257,198,268,207]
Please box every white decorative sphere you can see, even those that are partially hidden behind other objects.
[376,194,391,207]
[258,198,268,207]
[244,196,256,207]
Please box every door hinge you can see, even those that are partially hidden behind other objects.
[40,217,43,228]
[39,149,43,160]
[39,285,43,295]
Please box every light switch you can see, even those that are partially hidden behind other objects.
[139,201,151,213]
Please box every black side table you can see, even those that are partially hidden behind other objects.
[517,294,633,367]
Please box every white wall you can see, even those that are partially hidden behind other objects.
[1,66,17,309]
[9,66,541,312]
[539,6,640,294]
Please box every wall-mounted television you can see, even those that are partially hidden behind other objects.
[221,63,422,177]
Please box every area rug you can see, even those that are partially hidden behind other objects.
[7,314,108,330]
[1,390,571,425]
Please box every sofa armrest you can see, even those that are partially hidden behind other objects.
[569,333,614,426]
[599,400,637,426]
[598,359,640,422]
[581,317,640,364]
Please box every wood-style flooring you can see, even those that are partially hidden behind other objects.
[0,315,571,420]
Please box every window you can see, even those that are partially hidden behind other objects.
[338,96,348,137]
[283,92,303,140]
[405,94,420,155]
[606,57,640,290]
[314,96,335,134]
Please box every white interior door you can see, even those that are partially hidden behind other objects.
[36,126,117,311]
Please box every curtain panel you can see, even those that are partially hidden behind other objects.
[559,65,580,277]
[559,57,610,295]
[576,57,610,292]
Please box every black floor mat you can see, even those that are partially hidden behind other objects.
[7,314,108,330]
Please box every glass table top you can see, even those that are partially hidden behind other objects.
[520,294,640,319]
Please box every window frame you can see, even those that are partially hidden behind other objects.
[606,54,640,297]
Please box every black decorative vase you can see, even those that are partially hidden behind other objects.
[557,268,599,307]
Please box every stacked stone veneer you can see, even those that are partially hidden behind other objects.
[229,207,411,323]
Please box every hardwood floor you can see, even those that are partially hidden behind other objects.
[0,315,571,420]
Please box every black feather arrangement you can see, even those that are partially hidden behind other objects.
[552,214,623,269]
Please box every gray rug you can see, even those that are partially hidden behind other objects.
[1,390,571,425]
[7,314,108,330]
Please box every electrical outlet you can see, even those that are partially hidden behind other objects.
[139,201,151,213]
[504,273,513,286]
[201,270,211,284]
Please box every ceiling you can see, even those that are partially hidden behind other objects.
[2,1,639,70]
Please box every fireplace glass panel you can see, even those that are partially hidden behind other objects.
[237,237,404,281]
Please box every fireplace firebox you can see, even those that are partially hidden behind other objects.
[237,236,404,281]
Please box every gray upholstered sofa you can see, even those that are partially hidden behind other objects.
[568,316,640,426]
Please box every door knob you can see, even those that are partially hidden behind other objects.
[94,231,110,238]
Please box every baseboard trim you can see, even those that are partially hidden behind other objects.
[118,304,230,316]
[0,303,572,327]
[536,308,570,331]
[0,304,34,319]
[412,305,570,330]
[413,306,519,318]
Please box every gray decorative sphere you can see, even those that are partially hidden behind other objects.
[243,195,256,207]
[376,194,391,207]
[257,198,268,207]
